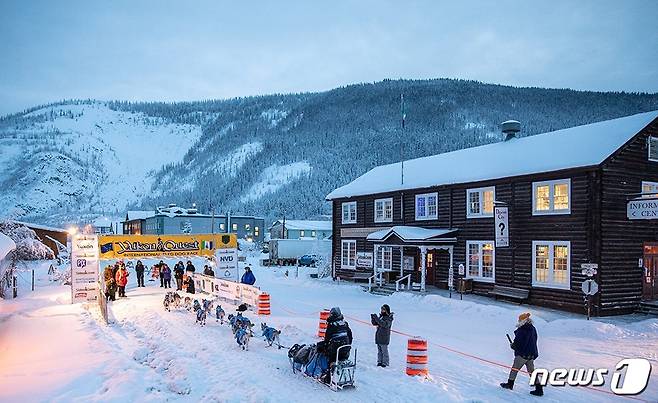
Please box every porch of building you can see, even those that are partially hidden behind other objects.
[364,226,458,294]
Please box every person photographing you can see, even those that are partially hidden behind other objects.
[370,304,393,367]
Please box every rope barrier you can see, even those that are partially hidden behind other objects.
[278,300,652,402]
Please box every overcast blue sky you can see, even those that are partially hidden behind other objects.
[1,0,657,115]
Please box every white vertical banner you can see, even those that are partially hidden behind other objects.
[494,206,509,248]
[215,248,239,282]
[70,234,100,304]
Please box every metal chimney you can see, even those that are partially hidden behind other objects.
[500,120,521,141]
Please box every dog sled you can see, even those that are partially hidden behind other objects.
[288,343,357,391]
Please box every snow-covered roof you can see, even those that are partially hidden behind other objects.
[126,210,154,221]
[327,111,658,199]
[0,233,16,261]
[367,226,457,242]
[93,217,112,227]
[13,220,66,233]
[270,220,332,231]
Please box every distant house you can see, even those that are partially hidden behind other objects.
[92,217,115,234]
[327,111,658,316]
[269,219,332,240]
[122,204,265,242]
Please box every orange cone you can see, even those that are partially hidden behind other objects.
[317,309,330,338]
[257,293,271,315]
[406,338,429,376]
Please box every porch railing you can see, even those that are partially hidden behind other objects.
[367,271,384,292]
[395,273,412,292]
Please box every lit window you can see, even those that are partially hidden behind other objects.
[649,136,658,162]
[532,241,570,289]
[466,241,495,281]
[467,187,495,218]
[532,179,571,215]
[311,230,316,237]
[415,193,438,220]
[374,245,393,271]
[300,230,305,237]
[219,223,225,231]
[374,198,393,223]
[232,223,238,231]
[254,226,259,236]
[342,202,357,224]
[642,181,658,198]
[341,240,356,269]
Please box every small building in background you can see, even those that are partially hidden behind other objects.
[121,204,264,242]
[92,217,115,234]
[12,221,68,257]
[269,219,332,240]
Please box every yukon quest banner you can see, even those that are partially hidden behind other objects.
[98,234,237,259]
[71,234,100,304]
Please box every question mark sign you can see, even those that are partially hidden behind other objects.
[498,222,505,235]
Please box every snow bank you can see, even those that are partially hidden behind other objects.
[0,233,15,261]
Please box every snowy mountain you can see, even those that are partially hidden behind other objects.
[1,79,657,226]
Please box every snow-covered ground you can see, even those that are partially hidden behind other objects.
[1,257,657,402]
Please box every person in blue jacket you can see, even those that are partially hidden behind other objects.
[241,266,256,285]
[500,312,543,396]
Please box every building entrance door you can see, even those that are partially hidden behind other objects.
[643,244,658,301]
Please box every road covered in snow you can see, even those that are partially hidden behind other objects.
[1,259,657,402]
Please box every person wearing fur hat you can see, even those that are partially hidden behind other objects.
[500,312,542,396]
[371,304,394,367]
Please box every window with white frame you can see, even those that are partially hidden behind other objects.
[311,230,316,237]
[374,245,393,271]
[231,223,238,231]
[642,181,658,198]
[374,198,393,223]
[342,201,357,224]
[532,179,571,215]
[649,136,658,162]
[466,241,495,281]
[467,187,495,218]
[300,230,305,237]
[341,240,356,269]
[415,193,438,220]
[532,241,570,289]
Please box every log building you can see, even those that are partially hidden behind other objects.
[327,111,658,315]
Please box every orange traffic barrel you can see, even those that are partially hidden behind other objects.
[406,338,429,376]
[317,309,330,338]
[257,293,271,315]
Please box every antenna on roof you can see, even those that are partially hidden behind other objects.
[400,94,406,185]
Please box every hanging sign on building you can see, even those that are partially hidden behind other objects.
[356,252,373,268]
[494,206,510,247]
[71,234,100,304]
[627,199,658,220]
[98,233,237,259]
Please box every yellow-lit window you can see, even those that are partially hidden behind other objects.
[535,185,550,211]
[533,241,570,289]
[533,179,570,215]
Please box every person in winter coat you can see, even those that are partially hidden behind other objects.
[500,312,543,396]
[184,275,195,294]
[103,265,116,301]
[241,267,256,285]
[322,307,353,383]
[185,260,196,274]
[371,304,394,367]
[135,260,145,287]
[115,265,129,297]
[203,265,213,276]
[161,264,172,289]
[158,260,166,287]
[174,261,185,290]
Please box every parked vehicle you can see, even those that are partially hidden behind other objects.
[269,239,331,266]
[298,254,317,267]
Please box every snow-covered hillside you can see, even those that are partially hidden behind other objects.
[0,102,201,219]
